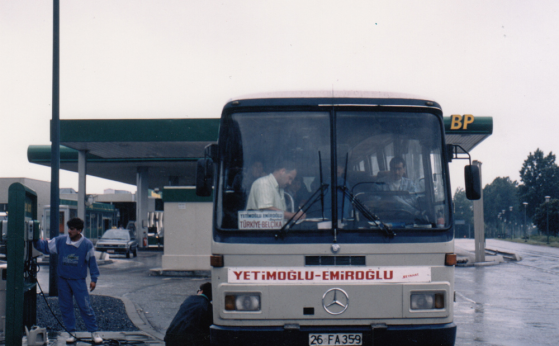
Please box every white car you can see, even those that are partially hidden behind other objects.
[95,228,138,258]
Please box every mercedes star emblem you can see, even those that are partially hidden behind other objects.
[322,288,349,315]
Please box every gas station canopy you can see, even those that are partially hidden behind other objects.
[28,116,492,189]
[28,119,219,189]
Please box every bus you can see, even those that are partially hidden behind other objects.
[196,91,480,346]
[42,199,119,242]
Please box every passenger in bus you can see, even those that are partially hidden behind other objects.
[246,160,306,220]
[165,282,213,346]
[232,159,266,193]
[286,175,311,209]
[307,164,353,220]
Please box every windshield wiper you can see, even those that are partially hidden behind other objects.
[281,150,330,234]
[338,185,395,238]
[281,183,330,233]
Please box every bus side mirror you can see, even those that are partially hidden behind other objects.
[464,165,481,200]
[205,143,218,161]
[196,158,214,197]
[446,144,454,163]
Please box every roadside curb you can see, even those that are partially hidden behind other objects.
[485,248,522,261]
[120,296,165,341]
[38,252,114,266]
[456,256,504,267]
[149,268,210,277]
[455,245,509,267]
[53,330,162,345]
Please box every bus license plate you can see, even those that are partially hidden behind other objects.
[309,333,362,345]
[107,250,114,254]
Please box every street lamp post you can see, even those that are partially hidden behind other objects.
[545,196,551,244]
[497,212,502,239]
[523,202,528,242]
[501,209,507,239]
[509,206,513,239]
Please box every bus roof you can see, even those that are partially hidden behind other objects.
[230,90,434,102]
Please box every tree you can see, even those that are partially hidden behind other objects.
[532,199,559,237]
[483,177,520,235]
[518,149,559,218]
[453,187,473,223]
[453,188,473,238]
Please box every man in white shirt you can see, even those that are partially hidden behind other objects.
[383,157,417,193]
[246,161,306,220]
[375,157,419,214]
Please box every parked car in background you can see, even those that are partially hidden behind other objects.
[95,228,138,258]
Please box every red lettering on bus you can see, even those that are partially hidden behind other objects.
[366,270,375,280]
[356,271,364,280]
[234,271,242,280]
[330,271,340,280]
[278,271,286,280]
[346,271,355,280]
[244,272,250,280]
[384,270,393,280]
[267,271,276,280]
[305,271,314,280]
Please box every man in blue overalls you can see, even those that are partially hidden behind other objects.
[34,217,102,344]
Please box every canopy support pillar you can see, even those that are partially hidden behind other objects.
[77,150,87,220]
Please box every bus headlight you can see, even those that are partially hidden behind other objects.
[410,292,445,310]
[225,294,261,311]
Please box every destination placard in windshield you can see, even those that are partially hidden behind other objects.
[238,210,284,230]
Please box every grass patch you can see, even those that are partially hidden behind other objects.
[500,235,559,248]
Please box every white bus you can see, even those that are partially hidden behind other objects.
[196,91,480,346]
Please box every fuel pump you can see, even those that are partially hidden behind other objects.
[5,183,42,346]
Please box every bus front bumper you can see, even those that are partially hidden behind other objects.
[211,323,456,346]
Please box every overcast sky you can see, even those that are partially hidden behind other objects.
[1,0,558,195]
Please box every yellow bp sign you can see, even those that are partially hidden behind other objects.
[450,114,475,130]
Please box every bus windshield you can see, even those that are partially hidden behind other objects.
[216,110,450,242]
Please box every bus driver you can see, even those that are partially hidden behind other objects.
[246,160,306,221]
[380,157,418,193]
[374,157,420,214]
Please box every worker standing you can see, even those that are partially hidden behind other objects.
[34,217,103,344]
